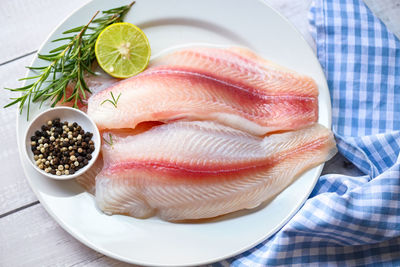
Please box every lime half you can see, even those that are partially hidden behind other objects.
[95,22,151,78]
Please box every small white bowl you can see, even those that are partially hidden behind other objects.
[24,107,101,180]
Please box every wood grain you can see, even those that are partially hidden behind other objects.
[0,0,399,266]
[0,0,90,64]
[0,204,135,267]
[0,54,38,215]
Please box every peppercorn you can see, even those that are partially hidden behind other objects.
[30,119,95,176]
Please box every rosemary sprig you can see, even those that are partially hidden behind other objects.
[4,1,135,119]
[103,133,114,147]
[101,91,121,108]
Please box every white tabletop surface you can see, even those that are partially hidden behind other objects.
[0,0,399,266]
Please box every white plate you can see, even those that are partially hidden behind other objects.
[17,0,331,266]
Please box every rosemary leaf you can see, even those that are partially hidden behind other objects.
[4,1,136,119]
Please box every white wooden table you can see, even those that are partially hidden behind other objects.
[1,0,399,266]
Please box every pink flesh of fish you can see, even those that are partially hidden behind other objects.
[95,121,336,221]
[150,46,318,97]
[87,47,318,135]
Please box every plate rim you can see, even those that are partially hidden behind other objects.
[16,0,331,265]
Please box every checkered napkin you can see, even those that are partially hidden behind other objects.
[215,0,400,265]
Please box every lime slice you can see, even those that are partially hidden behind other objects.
[95,22,151,78]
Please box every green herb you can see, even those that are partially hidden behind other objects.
[100,91,121,108]
[4,1,135,119]
[103,133,114,147]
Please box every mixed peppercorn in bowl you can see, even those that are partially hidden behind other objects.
[24,107,101,180]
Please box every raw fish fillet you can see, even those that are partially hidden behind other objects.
[95,121,336,221]
[88,47,318,135]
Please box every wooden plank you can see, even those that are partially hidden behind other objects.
[0,54,39,215]
[1,1,398,266]
[0,0,90,63]
[0,204,133,266]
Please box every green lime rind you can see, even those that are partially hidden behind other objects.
[95,22,151,78]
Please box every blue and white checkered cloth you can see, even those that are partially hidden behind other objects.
[216,0,400,265]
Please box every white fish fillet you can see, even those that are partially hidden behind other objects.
[87,46,318,135]
[95,121,336,221]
